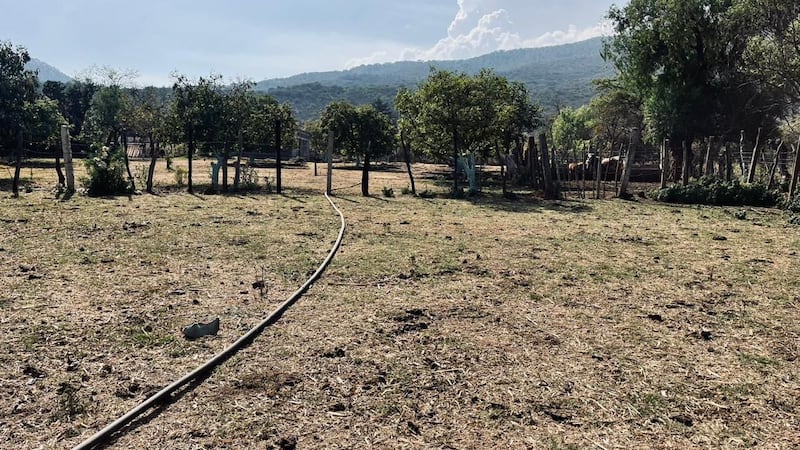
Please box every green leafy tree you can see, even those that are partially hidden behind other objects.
[740,0,800,107]
[0,41,38,195]
[129,87,170,193]
[246,94,297,193]
[321,101,396,196]
[603,0,781,180]
[170,74,224,192]
[24,98,67,184]
[587,80,644,154]
[552,106,592,154]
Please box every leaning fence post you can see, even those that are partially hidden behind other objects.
[789,135,800,197]
[60,125,75,192]
[747,127,762,184]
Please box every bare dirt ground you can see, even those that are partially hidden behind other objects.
[1,159,799,449]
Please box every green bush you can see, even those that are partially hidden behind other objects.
[401,186,414,196]
[382,186,394,198]
[648,176,780,207]
[82,146,131,196]
[784,193,800,214]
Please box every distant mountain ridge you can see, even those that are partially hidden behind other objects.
[256,37,616,120]
[25,58,72,83]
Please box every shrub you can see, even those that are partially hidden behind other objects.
[401,186,414,196]
[174,167,187,186]
[784,193,800,214]
[240,166,260,191]
[382,186,394,197]
[263,176,274,194]
[418,189,437,199]
[648,176,780,207]
[82,146,131,196]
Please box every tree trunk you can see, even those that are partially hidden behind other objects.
[660,138,668,189]
[452,130,460,194]
[222,141,229,192]
[682,140,690,186]
[361,152,370,196]
[725,142,733,182]
[747,127,762,184]
[12,127,23,197]
[55,148,65,186]
[122,129,135,192]
[275,119,282,194]
[400,131,416,195]
[233,130,243,191]
[790,137,800,197]
[618,128,639,198]
[527,135,538,189]
[538,133,555,199]
[146,133,157,194]
[187,129,195,194]
[704,137,715,177]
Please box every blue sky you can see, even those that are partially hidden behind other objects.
[2,0,626,86]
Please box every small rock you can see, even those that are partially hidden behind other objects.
[712,235,727,241]
[647,314,664,322]
[700,329,713,340]
[18,264,35,272]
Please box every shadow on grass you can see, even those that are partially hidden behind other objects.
[463,191,594,214]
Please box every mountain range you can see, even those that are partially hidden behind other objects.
[28,37,616,121]
[258,37,616,120]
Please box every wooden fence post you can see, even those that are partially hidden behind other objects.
[275,119,282,194]
[538,133,555,199]
[767,139,784,190]
[724,142,733,182]
[618,128,639,198]
[789,136,800,197]
[60,125,75,192]
[747,127,762,184]
[326,131,333,195]
[704,137,715,176]
[682,141,690,186]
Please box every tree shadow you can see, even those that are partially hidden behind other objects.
[464,191,594,214]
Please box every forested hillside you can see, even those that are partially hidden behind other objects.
[25,58,72,83]
[258,37,614,121]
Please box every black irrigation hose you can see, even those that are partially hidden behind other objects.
[73,193,346,450]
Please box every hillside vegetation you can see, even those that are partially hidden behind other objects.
[258,38,614,121]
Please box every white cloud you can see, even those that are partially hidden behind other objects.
[348,0,613,67]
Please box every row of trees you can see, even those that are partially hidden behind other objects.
[0,41,298,196]
[582,0,800,177]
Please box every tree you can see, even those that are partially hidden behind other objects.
[24,98,67,184]
[603,0,781,180]
[321,101,396,196]
[552,106,592,155]
[246,95,297,193]
[171,74,224,193]
[739,0,800,108]
[587,80,644,155]
[129,87,169,193]
[397,69,541,194]
[0,41,38,195]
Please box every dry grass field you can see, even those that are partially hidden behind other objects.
[1,158,799,449]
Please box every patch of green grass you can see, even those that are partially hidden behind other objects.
[130,331,176,348]
[739,353,778,367]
